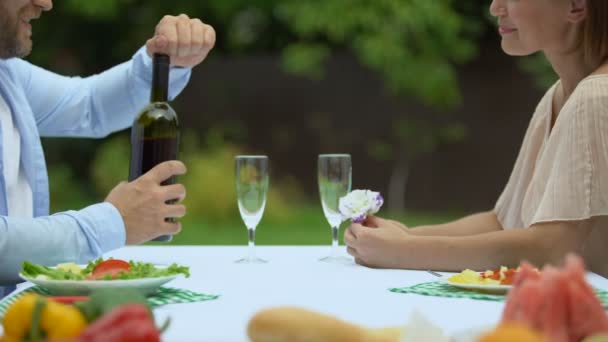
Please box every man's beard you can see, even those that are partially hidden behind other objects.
[0,4,30,59]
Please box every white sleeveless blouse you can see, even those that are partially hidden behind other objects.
[495,75,608,229]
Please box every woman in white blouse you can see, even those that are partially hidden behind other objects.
[344,0,608,276]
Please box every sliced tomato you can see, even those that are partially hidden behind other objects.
[480,268,519,285]
[90,259,130,280]
[500,269,517,285]
[481,269,502,281]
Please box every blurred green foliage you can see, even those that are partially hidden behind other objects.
[33,0,481,107]
[89,132,302,225]
[31,0,554,107]
[278,0,480,108]
[34,0,557,216]
[167,206,464,245]
[369,117,467,161]
[48,165,92,214]
[368,116,467,210]
[89,135,130,197]
[521,54,558,89]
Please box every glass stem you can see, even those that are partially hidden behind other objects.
[331,225,339,256]
[248,228,256,260]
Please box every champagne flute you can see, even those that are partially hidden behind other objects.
[235,155,269,263]
[318,154,352,262]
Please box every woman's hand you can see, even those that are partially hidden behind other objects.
[146,14,216,68]
[344,216,411,268]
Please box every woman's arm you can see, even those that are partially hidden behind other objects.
[345,218,594,271]
[408,211,503,236]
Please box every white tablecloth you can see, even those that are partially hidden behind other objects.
[6,246,608,341]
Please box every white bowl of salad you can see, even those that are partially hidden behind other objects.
[18,258,190,295]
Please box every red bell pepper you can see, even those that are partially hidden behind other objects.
[75,303,160,342]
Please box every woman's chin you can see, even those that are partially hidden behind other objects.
[500,42,536,57]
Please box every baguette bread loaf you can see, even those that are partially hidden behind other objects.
[247,306,401,342]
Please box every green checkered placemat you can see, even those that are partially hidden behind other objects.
[0,286,219,320]
[389,281,608,306]
[146,287,219,307]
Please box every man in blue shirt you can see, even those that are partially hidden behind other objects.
[0,0,216,290]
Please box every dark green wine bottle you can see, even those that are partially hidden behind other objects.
[129,53,179,241]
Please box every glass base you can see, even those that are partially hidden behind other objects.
[319,255,352,264]
[235,256,268,264]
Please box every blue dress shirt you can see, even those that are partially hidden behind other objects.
[0,47,191,287]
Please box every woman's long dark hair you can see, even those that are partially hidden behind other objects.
[583,0,608,64]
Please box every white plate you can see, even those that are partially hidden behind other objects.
[19,267,181,296]
[439,275,511,294]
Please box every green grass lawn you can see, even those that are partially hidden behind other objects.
[151,206,463,246]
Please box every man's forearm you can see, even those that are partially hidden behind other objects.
[0,203,125,284]
[30,47,191,138]
[408,211,503,237]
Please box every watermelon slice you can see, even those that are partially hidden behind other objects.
[500,254,608,342]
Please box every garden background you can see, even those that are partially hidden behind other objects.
[32,0,555,245]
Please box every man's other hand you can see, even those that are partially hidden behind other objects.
[146,14,215,68]
[105,160,187,244]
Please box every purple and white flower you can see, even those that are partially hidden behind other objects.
[338,190,384,223]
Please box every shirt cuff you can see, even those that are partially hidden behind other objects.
[131,46,192,100]
[78,202,126,252]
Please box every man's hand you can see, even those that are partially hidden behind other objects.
[344,216,410,268]
[105,161,187,245]
[146,14,216,68]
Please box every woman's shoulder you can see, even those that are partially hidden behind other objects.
[565,75,608,119]
[561,74,608,128]
[574,73,608,99]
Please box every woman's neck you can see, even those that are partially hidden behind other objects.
[544,49,602,99]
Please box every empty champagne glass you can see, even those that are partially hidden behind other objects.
[235,155,269,263]
[318,154,352,262]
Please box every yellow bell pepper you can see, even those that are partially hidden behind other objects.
[0,335,19,342]
[40,299,88,339]
[2,293,87,341]
[2,293,38,339]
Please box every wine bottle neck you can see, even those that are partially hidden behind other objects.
[151,54,170,103]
